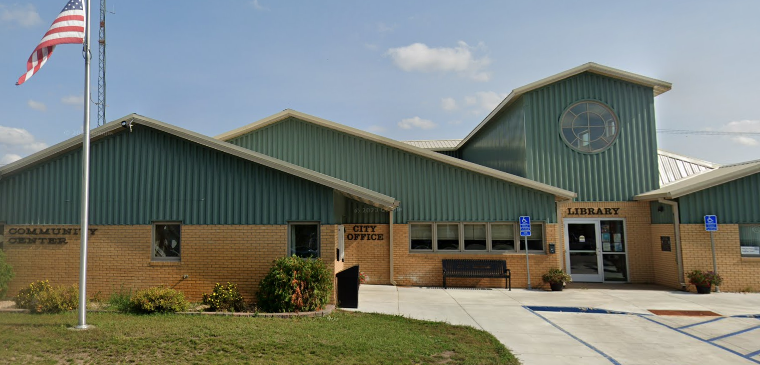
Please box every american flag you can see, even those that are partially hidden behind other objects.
[16,0,86,85]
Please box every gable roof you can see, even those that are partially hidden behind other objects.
[0,114,400,211]
[457,62,672,149]
[216,109,576,200]
[635,159,760,200]
[657,149,719,186]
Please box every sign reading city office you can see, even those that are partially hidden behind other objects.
[345,225,384,241]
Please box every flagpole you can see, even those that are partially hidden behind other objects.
[76,0,92,330]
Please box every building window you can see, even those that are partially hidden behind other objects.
[740,225,760,257]
[436,224,460,251]
[153,223,181,261]
[463,224,487,251]
[410,224,433,250]
[518,224,544,252]
[560,101,619,153]
[289,222,320,258]
[491,223,515,251]
[409,222,545,254]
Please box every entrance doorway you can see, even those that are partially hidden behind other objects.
[564,219,628,283]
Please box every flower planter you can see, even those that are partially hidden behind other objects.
[696,285,712,294]
[549,282,564,291]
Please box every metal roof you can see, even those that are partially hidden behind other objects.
[402,139,462,151]
[635,159,760,200]
[657,149,720,186]
[457,62,672,149]
[0,114,400,211]
[216,109,577,200]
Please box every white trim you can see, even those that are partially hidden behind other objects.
[215,109,576,200]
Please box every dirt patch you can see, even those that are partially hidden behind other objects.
[0,301,15,309]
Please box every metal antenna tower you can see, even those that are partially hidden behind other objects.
[96,0,107,126]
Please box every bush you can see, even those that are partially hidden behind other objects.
[129,286,189,314]
[107,286,133,313]
[202,282,245,312]
[14,280,78,314]
[0,250,13,299]
[257,255,333,313]
[541,268,572,284]
[14,280,52,309]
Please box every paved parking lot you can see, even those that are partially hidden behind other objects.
[350,285,760,365]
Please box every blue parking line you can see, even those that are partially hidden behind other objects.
[524,306,621,365]
[746,349,760,358]
[707,324,760,342]
[678,317,726,329]
[640,315,760,364]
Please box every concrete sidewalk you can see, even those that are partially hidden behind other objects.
[349,285,760,365]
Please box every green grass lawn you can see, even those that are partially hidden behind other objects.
[0,310,519,364]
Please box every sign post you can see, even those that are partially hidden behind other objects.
[519,216,531,289]
[704,215,719,293]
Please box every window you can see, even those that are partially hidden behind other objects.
[491,223,515,251]
[153,223,181,261]
[560,101,619,153]
[410,224,433,250]
[436,224,460,251]
[409,222,545,254]
[518,224,544,251]
[740,225,760,257]
[289,222,320,258]
[0,223,4,250]
[463,224,487,251]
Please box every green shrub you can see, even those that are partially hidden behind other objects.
[257,255,333,313]
[14,280,78,314]
[14,280,52,309]
[34,284,78,314]
[0,250,15,299]
[107,286,133,313]
[202,282,245,312]
[129,286,189,314]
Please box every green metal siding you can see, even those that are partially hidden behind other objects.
[650,201,675,224]
[678,172,760,224]
[227,117,558,223]
[460,97,528,177]
[525,73,659,202]
[0,126,336,225]
[436,150,460,159]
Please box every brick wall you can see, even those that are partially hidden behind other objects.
[3,224,341,302]
[681,224,760,292]
[558,201,654,283]
[650,224,680,288]
[391,224,563,289]
[342,224,390,284]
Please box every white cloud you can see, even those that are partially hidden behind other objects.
[386,41,492,81]
[0,126,47,163]
[368,125,386,133]
[61,95,84,105]
[0,154,22,165]
[27,100,47,112]
[473,91,507,112]
[723,120,760,146]
[441,97,458,111]
[398,117,436,130]
[364,43,379,51]
[250,0,267,10]
[0,4,41,27]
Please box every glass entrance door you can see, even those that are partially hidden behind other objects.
[564,219,629,283]
[566,222,603,282]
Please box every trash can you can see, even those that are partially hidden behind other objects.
[335,265,360,308]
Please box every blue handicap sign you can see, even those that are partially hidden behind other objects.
[519,216,531,237]
[704,215,718,232]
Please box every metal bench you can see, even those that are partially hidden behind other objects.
[442,259,511,290]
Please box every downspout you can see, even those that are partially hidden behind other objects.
[658,199,686,289]
[389,210,397,285]
[556,200,565,271]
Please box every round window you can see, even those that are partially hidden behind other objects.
[560,101,619,153]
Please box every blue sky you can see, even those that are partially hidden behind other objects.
[1,0,759,167]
